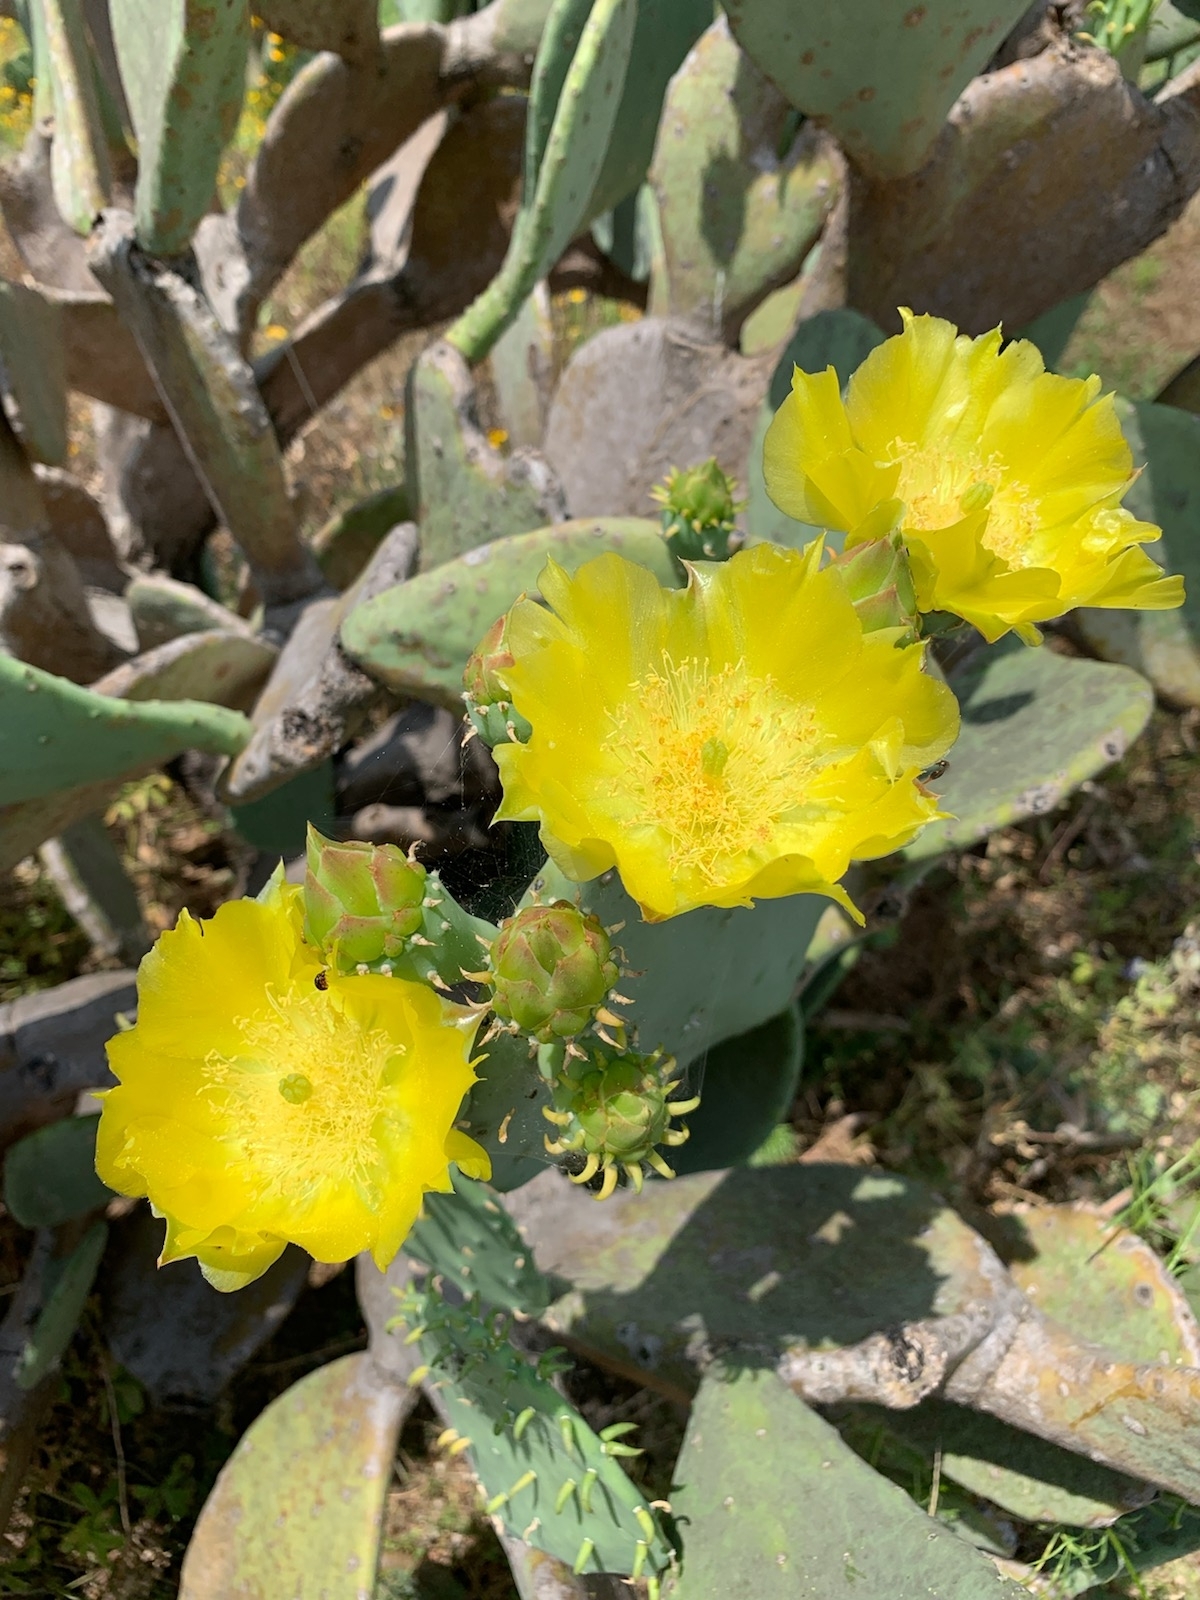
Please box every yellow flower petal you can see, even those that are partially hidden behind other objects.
[762,309,1185,640]
[98,884,485,1289]
[493,546,959,921]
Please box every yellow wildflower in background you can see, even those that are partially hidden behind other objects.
[97,875,489,1291]
[492,545,959,922]
[763,309,1184,643]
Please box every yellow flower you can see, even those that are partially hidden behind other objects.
[97,875,489,1291]
[763,309,1184,643]
[491,545,959,922]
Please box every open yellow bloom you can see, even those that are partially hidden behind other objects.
[492,544,959,922]
[763,309,1184,643]
[97,875,489,1291]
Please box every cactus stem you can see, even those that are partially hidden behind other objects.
[573,1538,596,1576]
[646,1150,676,1181]
[513,1406,536,1440]
[579,1468,597,1513]
[555,1477,578,1514]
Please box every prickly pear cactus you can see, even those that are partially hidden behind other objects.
[110,0,250,254]
[388,1282,674,1585]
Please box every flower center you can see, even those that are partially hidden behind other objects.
[207,984,406,1210]
[606,657,818,883]
[890,439,1039,567]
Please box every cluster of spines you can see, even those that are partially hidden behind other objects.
[388,1284,671,1591]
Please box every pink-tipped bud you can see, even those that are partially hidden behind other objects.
[303,825,427,970]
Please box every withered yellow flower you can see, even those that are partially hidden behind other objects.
[96,875,489,1291]
[763,309,1184,642]
[491,544,959,922]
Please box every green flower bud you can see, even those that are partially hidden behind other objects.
[542,1042,700,1201]
[651,458,744,562]
[832,513,919,635]
[463,613,532,747]
[303,825,427,971]
[489,901,618,1042]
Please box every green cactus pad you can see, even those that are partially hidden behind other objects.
[0,278,67,466]
[745,308,887,552]
[391,1284,673,1582]
[904,637,1154,862]
[670,1004,803,1177]
[447,0,637,362]
[405,1172,553,1317]
[177,1353,409,1600]
[407,341,566,572]
[0,653,250,810]
[840,1401,1156,1530]
[722,0,1031,180]
[670,1367,1028,1600]
[340,517,678,707]
[1003,1204,1200,1367]
[42,0,112,236]
[583,0,712,221]
[312,484,411,590]
[17,1220,108,1391]
[1076,398,1200,707]
[647,17,839,341]
[110,0,250,255]
[91,631,278,711]
[4,1114,112,1229]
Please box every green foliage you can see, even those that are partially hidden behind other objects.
[17,1221,108,1390]
[4,1114,111,1228]
[1077,398,1200,707]
[392,1281,674,1583]
[671,1004,804,1177]
[646,16,839,338]
[0,653,250,872]
[447,0,637,361]
[340,517,679,707]
[110,0,250,254]
[671,1367,1028,1599]
[722,0,1031,179]
[906,637,1155,861]
[405,1171,552,1315]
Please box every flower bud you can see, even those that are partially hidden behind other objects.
[833,514,918,634]
[463,613,533,747]
[303,825,427,970]
[488,901,618,1042]
[542,1043,700,1201]
[651,458,744,562]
